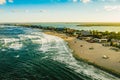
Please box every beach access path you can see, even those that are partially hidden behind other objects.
[44,30,120,76]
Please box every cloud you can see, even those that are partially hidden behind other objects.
[73,0,78,2]
[0,9,4,12]
[24,10,29,13]
[8,0,13,3]
[39,10,47,12]
[104,5,120,11]
[102,0,117,2]
[0,0,13,5]
[10,9,47,13]
[72,0,91,3]
[0,0,6,4]
[80,0,91,3]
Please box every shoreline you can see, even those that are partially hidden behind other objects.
[44,30,120,78]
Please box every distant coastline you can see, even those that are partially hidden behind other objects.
[76,22,120,26]
[1,22,120,26]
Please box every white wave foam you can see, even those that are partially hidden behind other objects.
[9,42,23,50]
[32,39,41,44]
[14,55,20,58]
[0,38,19,45]
[1,49,6,52]
[0,38,23,50]
[18,34,41,40]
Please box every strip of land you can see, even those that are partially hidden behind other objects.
[76,22,120,26]
[44,30,120,77]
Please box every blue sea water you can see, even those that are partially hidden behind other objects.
[0,25,119,80]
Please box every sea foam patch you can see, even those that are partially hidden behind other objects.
[32,39,41,44]
[1,38,19,45]
[9,42,23,50]
[18,34,42,44]
[18,34,41,39]
[0,38,22,49]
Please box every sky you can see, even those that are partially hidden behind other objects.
[0,0,120,23]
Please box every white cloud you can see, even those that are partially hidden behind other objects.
[72,0,91,3]
[39,10,47,13]
[0,0,6,4]
[104,5,120,11]
[25,10,29,13]
[8,0,13,3]
[73,0,78,2]
[10,9,47,13]
[102,0,117,2]
[78,0,118,3]
[11,9,18,13]
[95,9,99,12]
[0,9,4,12]
[0,0,13,5]
[80,0,91,3]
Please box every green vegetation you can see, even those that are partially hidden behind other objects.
[76,22,120,26]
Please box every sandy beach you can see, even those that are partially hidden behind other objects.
[44,30,120,76]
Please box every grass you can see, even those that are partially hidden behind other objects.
[76,22,120,26]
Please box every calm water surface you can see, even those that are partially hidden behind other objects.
[34,23,120,32]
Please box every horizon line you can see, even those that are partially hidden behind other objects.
[1,22,120,24]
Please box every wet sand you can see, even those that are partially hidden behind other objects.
[44,30,120,76]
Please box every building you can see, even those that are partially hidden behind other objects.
[81,30,91,36]
[97,39,108,43]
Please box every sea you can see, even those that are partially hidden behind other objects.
[0,24,120,80]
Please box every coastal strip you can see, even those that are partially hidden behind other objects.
[44,30,120,78]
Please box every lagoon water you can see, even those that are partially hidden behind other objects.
[34,23,120,32]
[0,25,120,80]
